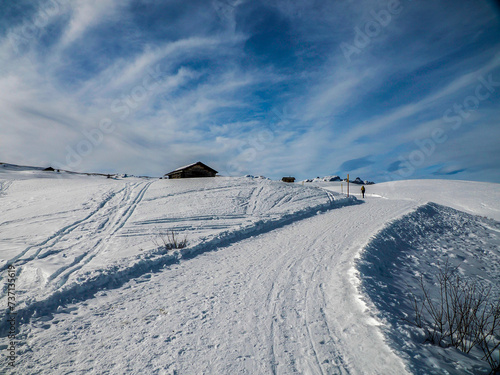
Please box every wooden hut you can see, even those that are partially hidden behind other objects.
[165,162,218,179]
[282,177,295,183]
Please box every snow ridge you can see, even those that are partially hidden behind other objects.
[357,202,500,374]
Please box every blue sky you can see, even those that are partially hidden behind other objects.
[1,0,499,182]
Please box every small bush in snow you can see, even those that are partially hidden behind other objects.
[407,261,500,374]
[153,230,188,252]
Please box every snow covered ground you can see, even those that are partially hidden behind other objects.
[1,166,499,374]
[358,201,500,374]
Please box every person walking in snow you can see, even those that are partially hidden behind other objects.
[361,185,365,198]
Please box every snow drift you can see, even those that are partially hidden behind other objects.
[358,202,500,374]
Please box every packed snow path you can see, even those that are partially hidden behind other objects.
[15,197,417,374]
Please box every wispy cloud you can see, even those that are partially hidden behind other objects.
[0,0,499,181]
[59,0,121,47]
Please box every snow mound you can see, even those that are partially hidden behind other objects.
[357,202,500,374]
[368,179,500,220]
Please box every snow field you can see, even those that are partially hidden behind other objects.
[0,175,352,341]
[0,171,498,374]
[9,196,414,375]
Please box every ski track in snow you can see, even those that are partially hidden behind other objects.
[0,181,12,198]
[1,180,152,285]
[10,197,414,375]
[1,176,498,374]
[49,181,153,288]
[0,181,152,334]
[1,185,129,271]
[0,177,350,343]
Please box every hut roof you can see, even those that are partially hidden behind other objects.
[165,161,218,176]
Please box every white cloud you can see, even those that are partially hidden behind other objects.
[337,51,500,146]
[59,0,122,47]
